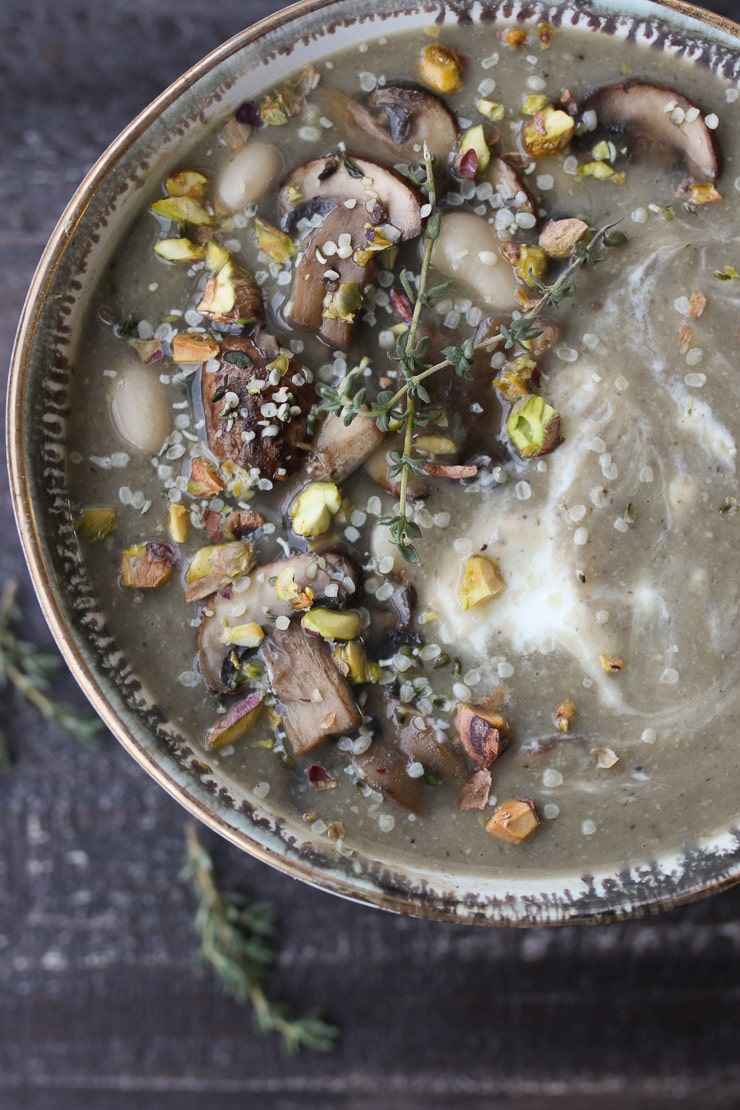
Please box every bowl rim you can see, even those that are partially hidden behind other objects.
[8,0,740,926]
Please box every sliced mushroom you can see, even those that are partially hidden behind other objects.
[198,550,360,693]
[308,409,386,483]
[483,155,538,220]
[583,81,721,181]
[353,740,424,813]
[202,333,314,480]
[315,83,458,169]
[283,205,375,349]
[262,623,362,756]
[278,154,423,238]
[363,575,418,655]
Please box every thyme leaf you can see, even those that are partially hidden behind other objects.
[0,581,102,764]
[182,823,339,1055]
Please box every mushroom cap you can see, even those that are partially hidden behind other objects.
[584,80,721,181]
[277,153,423,239]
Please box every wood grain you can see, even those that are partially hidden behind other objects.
[1,2,739,1107]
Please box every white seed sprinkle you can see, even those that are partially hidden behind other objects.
[639,466,654,483]
[685,347,704,365]
[582,332,601,350]
[596,610,610,624]
[631,207,648,223]
[589,436,607,453]
[298,125,321,142]
[406,761,425,779]
[453,682,472,701]
[378,814,395,833]
[613,517,629,533]
[359,71,377,92]
[673,295,691,317]
[177,670,198,687]
[453,537,474,555]
[526,74,547,90]
[464,669,481,686]
[726,88,739,103]
[659,667,679,684]
[366,495,382,516]
[641,727,657,744]
[497,661,514,679]
[375,582,395,602]
[568,504,587,523]
[253,781,270,799]
[684,372,707,387]
[478,250,498,266]
[556,346,579,362]
[378,555,395,575]
[563,155,578,175]
[543,769,563,788]
[516,481,532,501]
[573,527,589,546]
[705,112,719,129]
[614,376,629,392]
[543,804,560,820]
[581,820,596,836]
[536,174,554,190]
[275,615,291,631]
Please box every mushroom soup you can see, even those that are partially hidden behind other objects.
[67,18,740,875]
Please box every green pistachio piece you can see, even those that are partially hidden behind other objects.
[506,394,562,458]
[75,507,118,543]
[333,640,380,684]
[150,195,213,225]
[154,237,206,263]
[205,240,232,272]
[323,281,363,324]
[206,690,265,751]
[185,540,256,602]
[288,482,342,537]
[255,218,296,263]
[301,608,363,642]
[456,124,491,177]
[165,169,209,199]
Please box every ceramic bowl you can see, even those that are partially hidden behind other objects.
[8,0,740,925]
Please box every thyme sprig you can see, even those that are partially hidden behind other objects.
[318,178,626,561]
[0,581,102,765]
[182,823,339,1055]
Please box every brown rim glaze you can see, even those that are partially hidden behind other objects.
[8,0,740,926]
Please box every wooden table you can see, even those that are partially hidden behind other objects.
[2,2,739,1106]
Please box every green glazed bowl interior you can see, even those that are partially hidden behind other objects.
[8,0,740,925]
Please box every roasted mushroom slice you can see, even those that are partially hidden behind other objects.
[315,83,459,168]
[583,81,721,181]
[277,154,423,237]
[283,205,376,349]
[198,550,361,693]
[262,623,362,756]
[353,740,424,813]
[484,155,538,220]
[202,333,314,480]
[363,436,430,501]
[308,409,386,483]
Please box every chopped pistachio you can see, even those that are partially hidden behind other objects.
[714,266,739,280]
[259,65,318,126]
[486,798,540,844]
[537,21,556,46]
[354,224,400,267]
[333,640,380,684]
[288,481,342,537]
[198,260,237,316]
[598,653,624,673]
[455,124,491,178]
[255,218,296,263]
[677,180,723,206]
[523,93,549,116]
[172,332,220,364]
[75,507,117,543]
[538,218,590,260]
[301,608,363,641]
[274,565,314,610]
[413,433,457,457]
[500,242,548,287]
[457,703,511,766]
[188,457,224,496]
[165,169,208,199]
[205,691,265,751]
[553,699,576,733]
[506,394,562,458]
[127,337,163,364]
[577,161,625,184]
[418,43,465,94]
[150,195,213,225]
[476,98,505,122]
[198,262,263,325]
[219,621,265,648]
[307,764,338,791]
[120,542,177,589]
[168,504,190,544]
[154,237,206,263]
[205,240,232,272]
[591,139,617,162]
[323,281,363,324]
[593,746,619,769]
[502,28,528,48]
[459,554,506,611]
[185,540,256,602]
[493,357,538,401]
[523,108,574,157]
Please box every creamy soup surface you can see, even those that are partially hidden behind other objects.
[67,16,740,879]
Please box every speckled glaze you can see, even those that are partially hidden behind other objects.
[8,0,740,925]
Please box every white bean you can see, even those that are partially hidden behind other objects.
[217,142,280,212]
[431,212,519,310]
[110,366,171,454]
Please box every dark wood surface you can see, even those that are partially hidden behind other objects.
[2,2,739,1107]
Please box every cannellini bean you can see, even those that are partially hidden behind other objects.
[110,366,171,453]
[217,142,280,212]
[431,212,519,310]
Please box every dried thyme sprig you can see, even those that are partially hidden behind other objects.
[182,823,339,1054]
[0,581,102,765]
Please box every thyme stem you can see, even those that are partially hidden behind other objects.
[183,823,339,1055]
